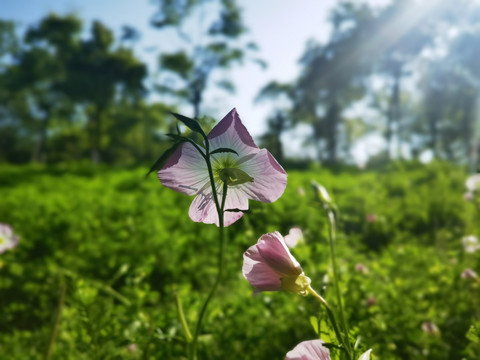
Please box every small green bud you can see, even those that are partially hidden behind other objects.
[219,168,254,186]
[281,273,312,296]
[311,181,332,205]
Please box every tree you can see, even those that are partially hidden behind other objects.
[63,20,147,163]
[152,0,258,118]
[294,2,375,163]
[2,14,81,162]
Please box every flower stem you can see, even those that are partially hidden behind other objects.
[44,275,66,360]
[307,286,348,358]
[327,209,353,359]
[191,142,227,360]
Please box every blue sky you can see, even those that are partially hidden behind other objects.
[1,0,389,160]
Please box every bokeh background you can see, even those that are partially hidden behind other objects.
[1,1,480,359]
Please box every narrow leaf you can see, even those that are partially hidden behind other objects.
[171,112,206,138]
[146,142,181,176]
[166,133,190,142]
[210,147,239,156]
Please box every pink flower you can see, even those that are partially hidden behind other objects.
[354,263,369,275]
[285,340,330,360]
[242,232,311,295]
[284,227,304,248]
[365,214,377,223]
[158,108,287,226]
[461,268,478,279]
[0,223,19,254]
[421,321,440,334]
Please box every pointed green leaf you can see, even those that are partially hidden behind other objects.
[309,316,319,335]
[146,142,182,176]
[210,147,239,156]
[171,112,206,138]
[166,133,191,143]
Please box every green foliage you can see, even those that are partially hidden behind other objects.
[0,161,479,359]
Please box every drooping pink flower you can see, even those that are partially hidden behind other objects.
[284,227,304,248]
[242,231,311,295]
[0,223,19,254]
[285,340,330,360]
[158,108,287,226]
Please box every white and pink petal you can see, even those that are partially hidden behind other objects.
[285,340,331,360]
[158,142,209,196]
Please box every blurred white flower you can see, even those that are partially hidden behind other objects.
[0,223,19,254]
[465,174,480,192]
[462,235,480,253]
[284,227,304,248]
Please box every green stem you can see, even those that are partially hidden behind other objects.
[45,275,66,360]
[191,140,227,360]
[308,286,346,356]
[327,210,353,359]
[175,291,193,343]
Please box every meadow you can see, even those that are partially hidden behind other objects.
[0,161,479,359]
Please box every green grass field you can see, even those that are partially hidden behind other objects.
[0,162,479,359]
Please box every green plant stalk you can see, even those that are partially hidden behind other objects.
[307,285,347,354]
[327,209,353,359]
[191,140,227,360]
[44,275,66,360]
[175,291,193,343]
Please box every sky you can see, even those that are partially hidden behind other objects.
[0,0,388,161]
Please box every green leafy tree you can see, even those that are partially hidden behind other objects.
[62,20,147,163]
[152,0,259,118]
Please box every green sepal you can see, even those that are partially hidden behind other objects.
[171,112,207,139]
[210,147,239,156]
[146,142,182,176]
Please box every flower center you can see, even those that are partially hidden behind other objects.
[281,273,312,296]
[212,154,254,186]
[0,236,5,245]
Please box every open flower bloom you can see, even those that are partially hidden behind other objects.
[285,340,330,360]
[242,231,311,295]
[0,223,19,254]
[158,108,287,226]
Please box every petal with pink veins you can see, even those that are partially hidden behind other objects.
[158,142,208,196]
[285,340,331,360]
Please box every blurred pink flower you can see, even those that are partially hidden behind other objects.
[242,232,311,295]
[284,227,304,248]
[158,108,287,226]
[421,321,440,334]
[354,263,369,275]
[0,223,19,254]
[461,268,478,279]
[366,214,377,223]
[285,340,330,360]
[463,192,474,201]
[126,343,139,353]
[366,296,376,307]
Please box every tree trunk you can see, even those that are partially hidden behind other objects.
[386,67,401,160]
[325,99,340,164]
[32,106,51,163]
[90,105,103,164]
